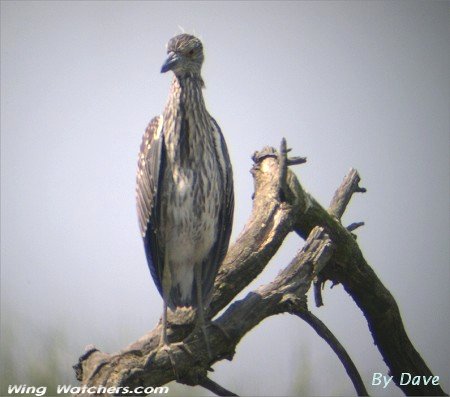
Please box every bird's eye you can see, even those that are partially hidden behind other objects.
[188,49,194,56]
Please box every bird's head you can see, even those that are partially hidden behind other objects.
[161,34,204,78]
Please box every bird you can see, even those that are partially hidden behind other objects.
[136,34,234,353]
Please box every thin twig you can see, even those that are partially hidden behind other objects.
[198,377,239,396]
[287,156,307,166]
[313,279,324,307]
[278,138,288,202]
[329,168,366,219]
[347,222,365,232]
[295,309,369,396]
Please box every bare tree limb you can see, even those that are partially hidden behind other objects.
[347,222,365,232]
[289,158,446,396]
[272,227,368,396]
[313,275,325,308]
[74,142,446,396]
[295,309,368,396]
[278,137,306,202]
[329,168,366,220]
[198,377,238,396]
[76,225,369,396]
[73,225,346,395]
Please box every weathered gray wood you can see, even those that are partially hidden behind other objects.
[74,142,447,396]
[73,224,353,395]
[329,168,366,220]
[291,163,446,396]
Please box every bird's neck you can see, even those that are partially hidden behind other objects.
[164,74,208,132]
[166,74,205,111]
[163,74,209,166]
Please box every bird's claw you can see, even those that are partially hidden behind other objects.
[160,343,180,380]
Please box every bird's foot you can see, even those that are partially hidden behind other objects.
[160,342,181,380]
[160,340,212,381]
[172,340,194,357]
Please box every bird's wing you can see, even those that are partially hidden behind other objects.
[136,115,166,297]
[202,117,234,304]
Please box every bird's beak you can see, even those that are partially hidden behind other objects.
[161,51,180,73]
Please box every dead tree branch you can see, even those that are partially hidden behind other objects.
[75,141,446,396]
[198,377,238,397]
[329,168,367,220]
[289,162,446,396]
[295,309,368,396]
[74,224,365,395]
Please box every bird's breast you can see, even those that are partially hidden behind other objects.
[162,138,222,267]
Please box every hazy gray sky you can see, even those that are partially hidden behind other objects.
[1,1,449,396]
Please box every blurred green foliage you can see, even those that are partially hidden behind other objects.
[0,319,72,396]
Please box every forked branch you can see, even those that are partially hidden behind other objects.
[74,141,446,396]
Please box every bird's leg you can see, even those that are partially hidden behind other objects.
[195,265,212,358]
[160,297,190,351]
[159,248,179,377]
[160,244,172,348]
[160,300,169,347]
[160,246,171,348]
[159,299,183,379]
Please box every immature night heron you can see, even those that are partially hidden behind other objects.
[136,34,234,351]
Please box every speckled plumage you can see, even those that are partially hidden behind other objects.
[136,35,234,319]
